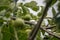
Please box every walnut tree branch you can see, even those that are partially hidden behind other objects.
[40,27,60,39]
[28,0,52,40]
[24,20,60,39]
[24,21,54,29]
[25,20,60,39]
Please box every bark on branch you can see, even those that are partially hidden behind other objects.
[40,27,60,39]
[24,21,60,39]
[28,0,53,40]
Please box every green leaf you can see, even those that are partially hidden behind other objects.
[49,36,60,40]
[37,6,44,17]
[0,0,12,5]
[17,30,27,40]
[57,2,60,11]
[37,12,43,17]
[9,21,15,40]
[36,30,41,40]
[48,19,54,25]
[54,16,60,32]
[1,25,11,40]
[5,12,11,18]
[31,6,39,11]
[44,0,57,7]
[40,6,44,12]
[0,27,2,40]
[0,5,9,11]
[22,6,30,15]
[24,1,39,11]
[9,3,15,10]
[0,18,4,26]
[52,7,56,17]
[24,1,37,7]
[51,0,57,6]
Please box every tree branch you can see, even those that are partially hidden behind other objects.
[24,21,36,25]
[28,0,52,40]
[40,27,60,39]
[24,21,54,29]
[25,21,60,39]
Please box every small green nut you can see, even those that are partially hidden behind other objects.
[23,14,32,21]
[13,18,25,29]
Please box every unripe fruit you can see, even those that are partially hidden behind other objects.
[23,14,32,21]
[12,18,25,29]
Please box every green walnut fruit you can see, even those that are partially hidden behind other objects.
[12,18,25,29]
[23,14,32,21]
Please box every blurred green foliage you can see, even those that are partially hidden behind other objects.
[0,0,60,40]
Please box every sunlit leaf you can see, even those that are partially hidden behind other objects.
[24,1,37,7]
[24,1,39,11]
[37,6,44,17]
[22,6,30,15]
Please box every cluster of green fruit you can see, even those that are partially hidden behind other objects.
[22,14,32,21]
[12,18,25,29]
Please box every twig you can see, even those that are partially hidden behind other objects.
[14,27,19,40]
[24,21,36,25]
[40,27,60,39]
[24,21,54,29]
